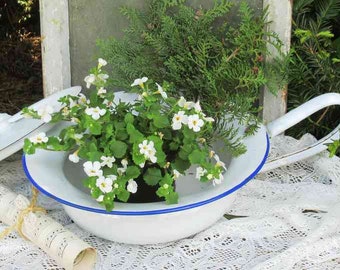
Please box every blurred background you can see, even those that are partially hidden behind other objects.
[0,0,42,115]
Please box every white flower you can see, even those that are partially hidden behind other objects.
[29,132,48,144]
[98,58,107,68]
[139,162,145,168]
[96,195,104,202]
[84,74,96,88]
[61,107,70,117]
[106,174,117,181]
[127,179,138,193]
[187,114,204,132]
[178,97,195,110]
[78,93,88,105]
[178,97,186,107]
[117,159,128,175]
[96,176,113,193]
[69,98,77,108]
[139,140,154,155]
[100,156,116,168]
[196,167,207,179]
[121,158,128,168]
[37,105,54,123]
[117,167,126,175]
[68,151,79,163]
[85,106,106,120]
[138,140,157,163]
[71,117,79,123]
[156,83,167,99]
[83,161,103,177]
[131,77,148,87]
[172,111,188,130]
[173,169,182,179]
[185,102,195,110]
[214,154,227,170]
[193,101,202,112]
[148,151,157,163]
[163,184,169,189]
[97,73,109,82]
[97,87,107,97]
[212,173,224,186]
[204,116,215,122]
[74,133,83,140]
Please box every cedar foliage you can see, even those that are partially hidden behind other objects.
[98,0,287,156]
[288,0,340,139]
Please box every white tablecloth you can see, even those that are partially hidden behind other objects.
[1,134,340,269]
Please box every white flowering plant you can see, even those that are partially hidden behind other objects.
[23,58,226,211]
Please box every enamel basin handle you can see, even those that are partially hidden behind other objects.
[262,93,340,172]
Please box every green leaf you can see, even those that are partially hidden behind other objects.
[159,173,173,186]
[116,189,130,202]
[328,139,340,158]
[83,176,97,189]
[91,187,101,198]
[110,140,127,158]
[153,115,170,128]
[148,135,166,165]
[189,149,206,164]
[104,123,114,139]
[332,58,340,64]
[87,151,103,161]
[115,130,129,140]
[182,126,195,140]
[144,167,162,186]
[114,121,125,131]
[88,121,102,135]
[46,137,64,151]
[169,142,179,151]
[316,31,334,39]
[104,202,114,212]
[124,113,134,124]
[165,191,179,204]
[126,123,143,142]
[23,139,35,154]
[125,165,141,179]
[132,142,145,165]
[173,158,191,173]
[89,90,98,104]
[178,144,193,160]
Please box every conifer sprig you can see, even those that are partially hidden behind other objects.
[98,0,287,156]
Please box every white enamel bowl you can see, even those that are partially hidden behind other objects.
[23,123,269,245]
[22,92,340,244]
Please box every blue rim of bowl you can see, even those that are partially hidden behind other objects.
[22,134,270,216]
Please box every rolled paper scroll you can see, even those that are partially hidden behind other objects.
[0,184,97,270]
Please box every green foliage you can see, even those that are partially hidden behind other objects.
[0,0,39,38]
[327,137,340,157]
[288,0,340,139]
[98,0,287,156]
[23,60,226,211]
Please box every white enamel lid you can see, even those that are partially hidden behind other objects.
[0,86,81,161]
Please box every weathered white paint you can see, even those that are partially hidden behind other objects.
[39,0,71,97]
[261,0,293,124]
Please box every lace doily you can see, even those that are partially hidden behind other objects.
[1,134,340,270]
